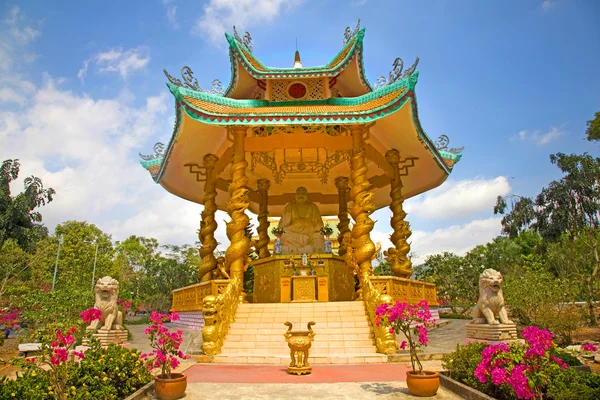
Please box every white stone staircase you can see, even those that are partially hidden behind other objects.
[212,301,389,364]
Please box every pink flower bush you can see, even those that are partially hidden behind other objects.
[474,326,568,399]
[375,300,435,374]
[582,343,597,353]
[141,311,190,378]
[79,308,102,323]
[117,298,132,310]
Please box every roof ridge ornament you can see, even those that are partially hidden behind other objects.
[164,67,225,95]
[343,19,361,45]
[139,142,166,161]
[434,134,464,154]
[233,25,253,52]
[373,57,419,89]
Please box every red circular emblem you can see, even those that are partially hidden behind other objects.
[288,83,307,99]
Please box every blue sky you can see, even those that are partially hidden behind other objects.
[1,0,599,263]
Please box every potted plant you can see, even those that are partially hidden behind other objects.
[375,300,438,396]
[141,311,190,400]
[581,342,597,359]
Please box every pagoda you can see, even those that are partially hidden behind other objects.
[140,21,462,361]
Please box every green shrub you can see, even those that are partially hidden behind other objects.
[0,369,52,400]
[442,343,517,400]
[554,349,582,366]
[67,343,152,399]
[0,344,151,400]
[546,367,600,400]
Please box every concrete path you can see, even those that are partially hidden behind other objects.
[141,381,462,399]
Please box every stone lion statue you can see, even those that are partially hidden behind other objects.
[471,268,514,325]
[87,276,124,331]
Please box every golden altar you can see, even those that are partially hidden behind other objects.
[253,254,354,303]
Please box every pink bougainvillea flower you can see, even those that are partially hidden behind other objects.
[399,341,407,350]
[582,343,597,352]
[80,308,102,323]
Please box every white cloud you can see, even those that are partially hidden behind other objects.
[541,0,556,12]
[513,125,565,145]
[166,5,180,29]
[372,218,503,266]
[3,6,41,44]
[404,177,510,220]
[0,76,180,241]
[78,47,150,83]
[0,6,41,73]
[193,0,300,45]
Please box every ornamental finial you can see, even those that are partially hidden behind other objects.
[343,19,361,45]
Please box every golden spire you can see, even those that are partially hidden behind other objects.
[294,38,302,68]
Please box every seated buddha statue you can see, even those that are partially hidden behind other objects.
[278,187,325,254]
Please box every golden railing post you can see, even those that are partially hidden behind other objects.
[335,176,350,256]
[256,178,271,259]
[198,154,219,281]
[349,125,376,295]
[383,149,413,278]
[227,126,251,280]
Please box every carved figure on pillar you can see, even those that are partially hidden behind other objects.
[383,149,413,278]
[278,187,325,254]
[198,154,219,281]
[335,176,351,256]
[349,126,377,290]
[256,179,271,259]
[225,127,251,281]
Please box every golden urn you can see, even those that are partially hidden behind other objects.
[283,321,316,375]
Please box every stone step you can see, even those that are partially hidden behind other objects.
[228,324,372,332]
[220,346,378,355]
[222,339,375,349]
[229,321,371,328]
[225,332,375,341]
[211,354,389,365]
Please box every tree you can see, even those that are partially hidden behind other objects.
[28,221,117,290]
[495,153,600,324]
[586,111,600,142]
[0,239,29,298]
[414,252,484,315]
[0,159,55,251]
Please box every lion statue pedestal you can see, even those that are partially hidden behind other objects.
[86,276,128,346]
[466,269,518,342]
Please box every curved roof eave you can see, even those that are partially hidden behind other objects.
[143,73,461,185]
[223,29,373,97]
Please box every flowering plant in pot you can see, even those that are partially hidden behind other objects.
[375,300,438,396]
[141,312,190,400]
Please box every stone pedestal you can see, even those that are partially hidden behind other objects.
[89,329,128,346]
[466,323,518,341]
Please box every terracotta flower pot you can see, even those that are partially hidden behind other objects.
[406,370,440,397]
[154,373,187,400]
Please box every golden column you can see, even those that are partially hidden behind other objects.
[226,127,251,281]
[198,153,219,281]
[349,125,377,290]
[335,176,350,256]
[384,149,413,278]
[256,178,271,259]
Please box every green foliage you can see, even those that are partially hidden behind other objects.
[373,261,392,276]
[67,343,152,399]
[586,111,600,142]
[0,344,151,400]
[414,252,483,315]
[0,369,52,399]
[0,159,54,252]
[546,367,600,400]
[504,270,582,345]
[442,343,517,400]
[554,350,582,366]
[8,285,93,342]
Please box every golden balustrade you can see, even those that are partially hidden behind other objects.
[369,276,439,306]
[171,280,230,312]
